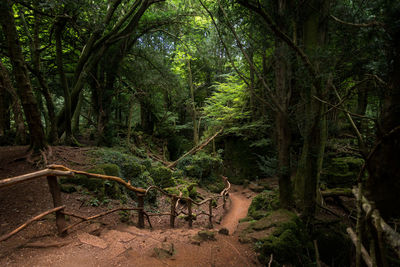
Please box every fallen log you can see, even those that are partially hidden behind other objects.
[320,188,353,197]
[167,128,223,168]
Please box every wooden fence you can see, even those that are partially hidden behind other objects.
[0,164,230,242]
[347,186,400,267]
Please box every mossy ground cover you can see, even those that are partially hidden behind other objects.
[239,208,313,266]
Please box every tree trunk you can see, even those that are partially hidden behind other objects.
[0,0,46,151]
[294,0,328,219]
[366,5,400,218]
[188,59,199,145]
[30,6,58,144]
[72,91,83,135]
[55,18,73,145]
[274,0,294,209]
[0,67,8,138]
[127,95,135,143]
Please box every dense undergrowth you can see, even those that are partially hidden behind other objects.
[60,146,224,208]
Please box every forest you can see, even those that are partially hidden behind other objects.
[0,0,400,266]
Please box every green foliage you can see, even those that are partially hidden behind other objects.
[203,74,250,126]
[256,155,278,178]
[177,151,223,191]
[150,166,176,188]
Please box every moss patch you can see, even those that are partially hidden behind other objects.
[248,190,279,219]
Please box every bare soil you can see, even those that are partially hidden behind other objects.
[0,146,262,266]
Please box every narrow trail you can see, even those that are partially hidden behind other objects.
[220,185,253,235]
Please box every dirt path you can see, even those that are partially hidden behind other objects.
[220,185,253,235]
[0,183,260,267]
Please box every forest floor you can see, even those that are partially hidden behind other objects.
[0,146,262,266]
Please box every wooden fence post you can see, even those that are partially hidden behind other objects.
[209,199,213,229]
[188,199,192,228]
[170,196,176,228]
[137,194,145,228]
[46,175,67,236]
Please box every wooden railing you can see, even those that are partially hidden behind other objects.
[0,165,230,242]
[347,187,400,267]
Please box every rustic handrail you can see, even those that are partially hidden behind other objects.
[0,164,231,241]
[0,169,74,188]
[352,188,400,258]
[48,164,146,194]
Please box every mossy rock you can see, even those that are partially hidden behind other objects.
[251,210,297,231]
[255,211,312,266]
[122,160,146,180]
[97,163,121,177]
[321,156,364,187]
[197,230,216,241]
[249,210,269,220]
[85,167,106,195]
[150,166,175,188]
[248,190,279,219]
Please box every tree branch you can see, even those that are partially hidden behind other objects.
[330,15,384,28]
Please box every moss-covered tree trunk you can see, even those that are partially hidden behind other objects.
[274,0,293,209]
[0,61,26,143]
[294,0,328,219]
[0,0,46,151]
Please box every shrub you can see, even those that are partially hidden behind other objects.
[150,166,176,188]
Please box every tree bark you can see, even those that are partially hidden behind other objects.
[0,0,46,151]
[55,17,73,145]
[366,4,400,218]
[1,61,27,143]
[30,6,58,144]
[294,0,328,219]
[274,0,293,209]
[188,59,199,145]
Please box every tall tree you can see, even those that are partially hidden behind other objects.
[0,0,47,151]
